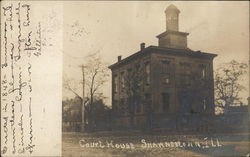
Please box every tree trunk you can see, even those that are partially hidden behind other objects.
[89,93,95,130]
[224,100,230,115]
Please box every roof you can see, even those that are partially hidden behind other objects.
[156,31,189,38]
[108,46,217,70]
[165,4,180,14]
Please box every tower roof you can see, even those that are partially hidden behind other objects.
[165,4,180,14]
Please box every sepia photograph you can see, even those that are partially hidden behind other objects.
[62,1,249,157]
[0,1,249,157]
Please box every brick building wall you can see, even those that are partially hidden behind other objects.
[109,5,217,129]
[110,47,216,129]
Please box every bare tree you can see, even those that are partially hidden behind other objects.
[83,53,109,128]
[64,74,89,130]
[64,77,84,102]
[63,53,109,129]
[214,60,247,114]
[84,53,109,106]
[122,64,145,128]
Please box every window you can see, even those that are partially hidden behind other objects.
[127,68,132,76]
[120,98,126,114]
[135,64,142,87]
[180,62,192,87]
[145,62,150,85]
[162,60,171,64]
[164,74,170,84]
[120,98,125,105]
[184,75,191,86]
[144,93,151,113]
[161,60,171,85]
[145,93,151,99]
[135,64,141,70]
[161,60,171,73]
[202,68,206,78]
[121,72,125,90]
[180,74,191,87]
[199,64,207,79]
[198,64,207,86]
[162,93,170,112]
[114,75,118,93]
[203,98,207,111]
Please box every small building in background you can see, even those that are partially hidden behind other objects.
[109,5,217,129]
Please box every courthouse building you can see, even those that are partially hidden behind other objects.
[109,5,217,129]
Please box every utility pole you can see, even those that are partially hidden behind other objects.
[80,64,86,131]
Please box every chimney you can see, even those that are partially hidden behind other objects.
[140,43,145,50]
[117,56,122,62]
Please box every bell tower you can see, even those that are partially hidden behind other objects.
[157,4,189,49]
[165,4,180,31]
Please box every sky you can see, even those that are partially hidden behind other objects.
[62,1,249,106]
